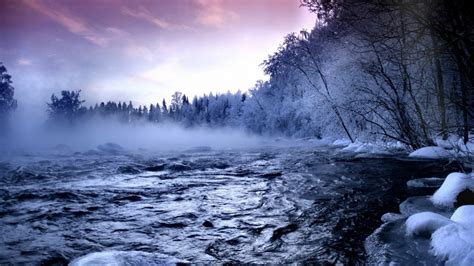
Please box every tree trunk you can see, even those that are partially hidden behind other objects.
[430,27,448,140]
[332,105,355,143]
[460,74,470,144]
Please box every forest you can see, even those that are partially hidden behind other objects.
[1,0,473,149]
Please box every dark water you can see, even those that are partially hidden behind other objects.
[0,144,460,264]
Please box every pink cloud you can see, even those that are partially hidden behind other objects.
[121,6,189,30]
[17,58,33,66]
[24,0,108,46]
[194,0,239,28]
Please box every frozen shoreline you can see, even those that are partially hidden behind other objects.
[328,137,473,264]
[365,172,474,264]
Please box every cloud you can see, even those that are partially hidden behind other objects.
[24,0,108,46]
[17,58,32,66]
[124,45,154,61]
[121,6,189,30]
[104,27,129,37]
[136,51,263,99]
[194,0,239,28]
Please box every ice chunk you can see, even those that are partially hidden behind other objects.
[431,173,474,208]
[408,146,451,159]
[399,196,451,217]
[365,219,439,264]
[381,212,404,223]
[407,177,445,189]
[405,212,451,236]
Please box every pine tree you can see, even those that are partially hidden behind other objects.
[0,63,17,128]
[47,90,85,125]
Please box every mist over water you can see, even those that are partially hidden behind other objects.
[2,117,266,153]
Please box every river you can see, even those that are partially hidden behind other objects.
[0,142,460,264]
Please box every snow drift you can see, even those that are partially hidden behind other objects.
[431,173,474,208]
[408,146,451,159]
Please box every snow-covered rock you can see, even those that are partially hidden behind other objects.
[450,205,474,226]
[403,206,474,264]
[405,212,451,236]
[408,146,451,159]
[371,171,474,264]
[431,223,474,265]
[431,173,474,208]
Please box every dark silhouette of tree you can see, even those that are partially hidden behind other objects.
[47,90,85,125]
[0,63,17,128]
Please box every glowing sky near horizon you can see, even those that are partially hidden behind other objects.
[1,0,315,107]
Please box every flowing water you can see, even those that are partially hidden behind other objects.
[0,143,460,264]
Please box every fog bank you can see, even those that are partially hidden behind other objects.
[3,118,266,153]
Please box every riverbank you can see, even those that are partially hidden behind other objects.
[329,137,474,264]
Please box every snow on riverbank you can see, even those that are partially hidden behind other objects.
[405,173,474,264]
[330,134,474,159]
[405,206,474,265]
[331,139,406,155]
[323,137,474,263]
[408,146,452,159]
[431,173,474,208]
[409,136,474,159]
[366,170,474,264]
[406,173,474,263]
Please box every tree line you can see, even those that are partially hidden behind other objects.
[1,0,473,149]
[45,90,248,129]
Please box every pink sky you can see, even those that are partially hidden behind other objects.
[1,0,315,107]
